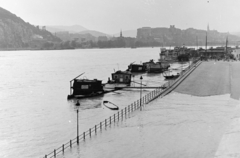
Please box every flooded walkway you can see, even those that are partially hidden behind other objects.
[63,61,240,158]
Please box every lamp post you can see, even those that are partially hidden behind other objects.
[75,100,80,144]
[77,109,79,144]
[140,76,143,111]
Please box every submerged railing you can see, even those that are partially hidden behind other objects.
[43,58,201,158]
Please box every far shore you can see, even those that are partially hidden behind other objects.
[0,45,237,52]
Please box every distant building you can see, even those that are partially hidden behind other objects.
[42,26,46,30]
[137,27,152,39]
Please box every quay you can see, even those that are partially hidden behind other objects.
[67,61,240,158]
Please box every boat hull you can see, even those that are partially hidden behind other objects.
[103,101,119,110]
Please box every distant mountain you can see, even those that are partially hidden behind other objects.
[0,7,61,49]
[45,25,87,33]
[113,30,137,38]
[78,30,110,37]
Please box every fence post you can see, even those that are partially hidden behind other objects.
[110,116,111,124]
[54,149,56,157]
[114,114,115,122]
[121,109,123,120]
[70,140,72,148]
[95,125,97,135]
[45,155,47,158]
[125,107,127,118]
[100,122,102,131]
[83,132,85,140]
[105,119,107,127]
[62,144,64,153]
[118,111,119,121]
[89,128,91,138]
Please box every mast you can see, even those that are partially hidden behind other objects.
[225,36,228,54]
[205,31,207,51]
[196,36,198,50]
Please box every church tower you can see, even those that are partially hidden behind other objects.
[120,30,123,38]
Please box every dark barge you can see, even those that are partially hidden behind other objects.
[67,78,105,99]
[127,63,146,73]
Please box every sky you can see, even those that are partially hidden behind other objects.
[1,0,240,34]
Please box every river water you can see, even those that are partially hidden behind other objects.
[0,48,189,158]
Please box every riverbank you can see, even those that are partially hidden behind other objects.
[65,61,240,158]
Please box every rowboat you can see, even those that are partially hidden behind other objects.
[103,100,119,110]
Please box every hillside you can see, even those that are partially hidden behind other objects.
[45,25,87,33]
[0,7,61,49]
[78,30,109,37]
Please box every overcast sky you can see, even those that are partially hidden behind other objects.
[1,0,240,34]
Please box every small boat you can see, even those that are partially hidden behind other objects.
[103,100,119,110]
[163,71,180,80]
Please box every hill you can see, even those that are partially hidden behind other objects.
[78,30,109,37]
[45,25,87,33]
[0,7,61,49]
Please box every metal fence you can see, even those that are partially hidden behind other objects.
[43,59,201,158]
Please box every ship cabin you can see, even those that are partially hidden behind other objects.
[127,64,146,72]
[72,79,103,95]
[111,70,132,84]
[143,59,170,73]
